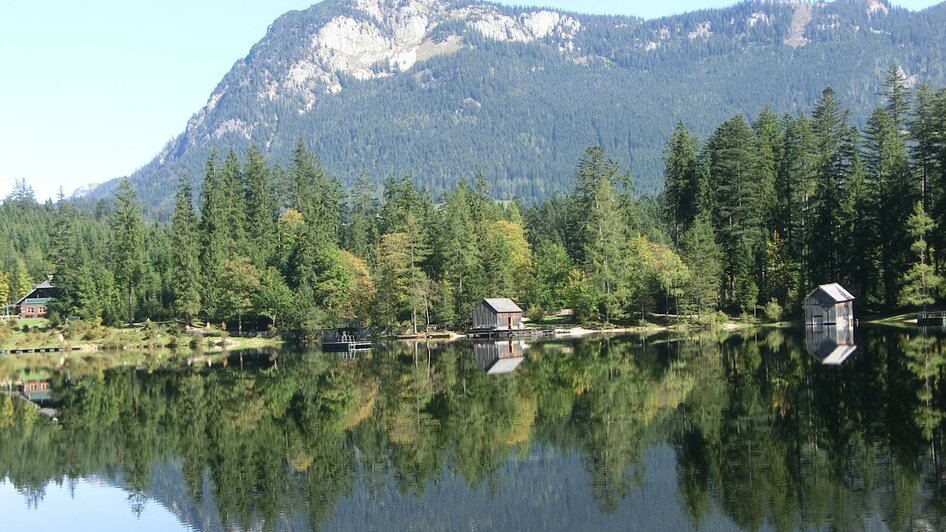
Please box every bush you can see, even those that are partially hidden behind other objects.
[763,299,783,322]
[189,336,203,350]
[692,311,730,329]
[526,305,545,324]
[739,312,759,324]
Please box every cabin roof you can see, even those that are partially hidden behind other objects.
[482,298,523,314]
[13,276,56,307]
[808,283,854,303]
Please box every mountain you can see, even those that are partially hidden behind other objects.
[90,0,946,214]
[70,182,101,199]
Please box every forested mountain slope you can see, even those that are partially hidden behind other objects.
[88,0,946,214]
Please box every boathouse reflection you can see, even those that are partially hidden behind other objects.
[472,340,527,374]
[804,325,857,365]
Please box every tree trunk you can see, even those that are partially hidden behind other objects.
[126,286,133,325]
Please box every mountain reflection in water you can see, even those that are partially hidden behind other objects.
[2,326,946,531]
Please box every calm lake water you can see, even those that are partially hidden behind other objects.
[2,326,946,531]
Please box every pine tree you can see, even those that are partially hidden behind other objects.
[373,232,411,329]
[433,182,484,321]
[882,64,911,134]
[109,178,145,323]
[288,138,343,242]
[900,202,942,311]
[48,191,82,320]
[220,149,247,255]
[865,106,913,308]
[910,84,938,209]
[199,151,225,273]
[574,147,632,322]
[774,114,815,302]
[243,145,277,266]
[679,213,722,314]
[170,175,202,322]
[663,122,700,244]
[752,108,782,232]
[402,212,431,333]
[343,176,380,262]
[0,273,10,315]
[706,116,762,310]
[532,240,572,312]
[808,88,858,286]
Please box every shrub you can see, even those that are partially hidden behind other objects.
[763,299,783,322]
[739,312,759,324]
[692,311,730,329]
[526,305,545,324]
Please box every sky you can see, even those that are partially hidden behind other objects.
[1,0,941,201]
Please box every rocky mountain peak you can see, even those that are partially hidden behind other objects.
[100,0,944,215]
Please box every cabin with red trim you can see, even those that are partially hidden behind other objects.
[13,276,58,318]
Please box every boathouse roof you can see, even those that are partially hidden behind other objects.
[481,298,523,314]
[807,283,854,303]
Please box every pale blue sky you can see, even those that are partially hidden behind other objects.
[0,0,940,200]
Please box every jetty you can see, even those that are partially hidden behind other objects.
[0,346,80,356]
[917,311,946,326]
[466,328,554,339]
[321,329,372,352]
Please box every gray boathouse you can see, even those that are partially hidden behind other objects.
[803,283,854,327]
[472,298,524,330]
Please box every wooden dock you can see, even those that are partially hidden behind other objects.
[465,328,554,339]
[321,341,373,352]
[0,346,80,356]
[918,311,946,326]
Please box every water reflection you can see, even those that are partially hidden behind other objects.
[804,325,857,365]
[2,327,946,530]
[472,340,528,374]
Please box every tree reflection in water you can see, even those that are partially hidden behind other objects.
[2,327,946,530]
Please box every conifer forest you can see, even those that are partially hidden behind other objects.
[2,67,946,334]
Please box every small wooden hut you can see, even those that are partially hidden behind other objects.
[803,283,854,327]
[472,298,524,330]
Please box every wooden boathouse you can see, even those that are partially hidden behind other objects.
[472,298,524,331]
[803,283,854,327]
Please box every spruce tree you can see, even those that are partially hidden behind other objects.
[109,178,145,324]
[574,147,632,322]
[774,114,815,302]
[752,108,782,232]
[900,202,942,311]
[170,175,202,322]
[343,176,380,262]
[219,149,247,255]
[706,116,762,310]
[48,191,83,320]
[243,145,277,266]
[882,64,911,134]
[288,138,343,242]
[663,122,700,244]
[808,88,858,286]
[865,106,913,307]
[680,212,722,313]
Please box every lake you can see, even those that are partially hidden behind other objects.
[1,326,945,531]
